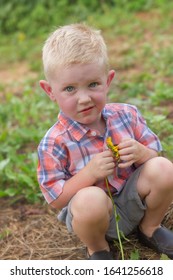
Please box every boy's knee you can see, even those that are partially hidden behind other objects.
[144,156,173,188]
[71,186,112,221]
[152,157,172,175]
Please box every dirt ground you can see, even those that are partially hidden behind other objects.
[0,198,173,260]
[0,198,85,260]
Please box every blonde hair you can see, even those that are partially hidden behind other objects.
[42,23,109,81]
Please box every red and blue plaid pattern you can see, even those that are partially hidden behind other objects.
[37,103,162,204]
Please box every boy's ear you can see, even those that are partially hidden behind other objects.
[39,80,56,101]
[107,70,115,87]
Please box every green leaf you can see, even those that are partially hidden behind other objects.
[18,173,35,187]
[0,158,10,171]
[115,213,121,222]
[4,188,17,197]
[0,190,8,197]
[5,167,17,181]
[130,249,140,260]
[160,254,170,260]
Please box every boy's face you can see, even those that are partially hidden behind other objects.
[40,63,115,128]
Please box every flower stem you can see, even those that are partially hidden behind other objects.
[105,177,124,260]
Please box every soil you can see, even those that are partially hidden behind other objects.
[0,198,173,260]
[0,199,85,260]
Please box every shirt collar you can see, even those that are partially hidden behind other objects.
[58,111,90,141]
[58,108,109,141]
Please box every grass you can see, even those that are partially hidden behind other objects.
[0,3,173,203]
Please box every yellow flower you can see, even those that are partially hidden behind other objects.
[17,32,26,42]
[106,137,120,162]
[105,138,124,259]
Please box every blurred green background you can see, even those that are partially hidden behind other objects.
[0,0,173,203]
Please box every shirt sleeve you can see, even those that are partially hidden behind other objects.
[131,105,162,151]
[37,139,68,204]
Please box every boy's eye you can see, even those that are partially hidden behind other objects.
[89,82,98,88]
[65,86,74,92]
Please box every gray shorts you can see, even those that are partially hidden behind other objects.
[58,165,146,239]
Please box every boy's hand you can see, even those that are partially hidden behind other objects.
[86,150,115,182]
[118,138,153,168]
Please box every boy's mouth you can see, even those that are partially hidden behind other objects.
[79,106,94,113]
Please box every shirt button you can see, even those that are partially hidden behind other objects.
[91,131,97,136]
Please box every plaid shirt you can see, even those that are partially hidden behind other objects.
[37,103,162,204]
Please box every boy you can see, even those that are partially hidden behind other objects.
[37,23,173,260]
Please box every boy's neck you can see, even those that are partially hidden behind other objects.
[86,116,106,136]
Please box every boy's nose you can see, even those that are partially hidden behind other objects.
[78,92,92,104]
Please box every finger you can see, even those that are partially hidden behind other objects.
[118,147,133,156]
[118,138,132,147]
[118,160,134,168]
[102,150,113,157]
[106,169,115,176]
[100,162,115,172]
[107,162,116,169]
[120,154,134,162]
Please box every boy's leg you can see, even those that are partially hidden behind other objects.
[137,156,173,236]
[70,186,113,256]
[136,156,173,258]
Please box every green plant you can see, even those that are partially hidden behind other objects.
[130,249,140,260]
[0,83,58,203]
[0,0,173,206]
[105,137,124,259]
